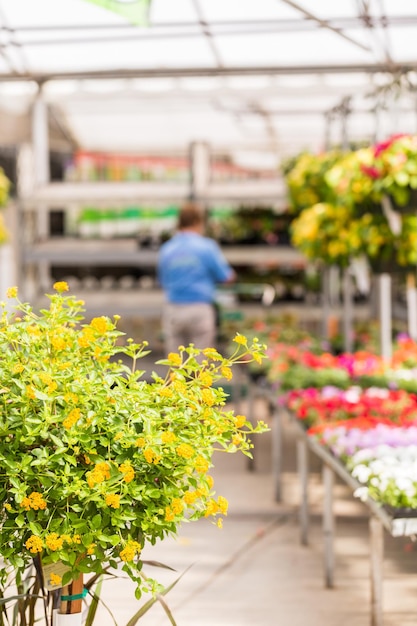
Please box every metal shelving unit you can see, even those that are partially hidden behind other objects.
[15,103,301,313]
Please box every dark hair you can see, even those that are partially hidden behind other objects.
[177,203,204,229]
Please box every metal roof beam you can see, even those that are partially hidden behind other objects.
[10,16,417,33]
[191,0,223,68]
[0,62,414,84]
[279,0,371,52]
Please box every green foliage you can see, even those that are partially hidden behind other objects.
[0,283,267,617]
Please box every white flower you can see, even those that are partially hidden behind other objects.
[354,486,369,502]
[352,464,372,483]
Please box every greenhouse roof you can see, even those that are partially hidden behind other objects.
[0,0,417,163]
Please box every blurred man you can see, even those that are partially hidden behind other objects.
[158,203,235,353]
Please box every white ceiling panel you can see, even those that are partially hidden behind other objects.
[0,0,414,162]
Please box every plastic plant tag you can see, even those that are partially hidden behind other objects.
[43,562,72,591]
[381,194,402,235]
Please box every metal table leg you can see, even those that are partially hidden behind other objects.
[272,404,282,501]
[297,437,309,546]
[370,516,384,626]
[323,464,335,588]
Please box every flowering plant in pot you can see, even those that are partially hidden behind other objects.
[0,283,267,625]
[289,202,364,268]
[283,150,340,213]
[371,134,417,210]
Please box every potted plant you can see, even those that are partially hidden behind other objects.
[0,283,267,625]
[283,149,341,214]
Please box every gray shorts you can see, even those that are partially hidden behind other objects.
[162,302,215,354]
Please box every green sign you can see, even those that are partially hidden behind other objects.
[83,0,151,25]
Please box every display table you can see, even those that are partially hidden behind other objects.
[247,385,417,626]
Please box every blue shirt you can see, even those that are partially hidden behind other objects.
[158,232,233,303]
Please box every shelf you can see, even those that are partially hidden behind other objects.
[22,181,189,205]
[20,178,286,207]
[22,239,306,268]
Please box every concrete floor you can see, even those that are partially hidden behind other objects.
[91,397,417,626]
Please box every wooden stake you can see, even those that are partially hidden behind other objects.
[59,574,84,616]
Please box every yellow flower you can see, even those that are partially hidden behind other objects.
[105,493,120,509]
[120,540,141,562]
[26,385,36,400]
[53,281,69,293]
[164,506,175,522]
[12,363,24,374]
[63,408,81,430]
[49,573,62,586]
[202,348,221,360]
[78,327,94,348]
[217,517,223,528]
[199,371,213,387]
[135,437,146,448]
[194,455,210,474]
[234,415,246,428]
[201,388,215,406]
[172,380,187,394]
[167,352,182,366]
[90,316,108,334]
[221,366,233,380]
[176,443,194,459]
[25,535,43,553]
[45,533,64,551]
[161,431,176,444]
[143,448,160,464]
[217,496,228,515]
[50,335,67,351]
[6,286,18,299]
[183,491,198,504]
[87,462,111,487]
[87,543,96,555]
[64,392,78,404]
[171,498,183,515]
[233,334,247,346]
[4,503,11,511]
[159,387,173,398]
[72,535,81,544]
[119,462,134,483]
[204,499,218,517]
[21,492,47,511]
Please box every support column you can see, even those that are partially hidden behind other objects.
[406,273,417,341]
[342,267,354,353]
[379,274,392,362]
[31,88,51,291]
[189,141,210,202]
[16,144,36,300]
[321,266,331,342]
